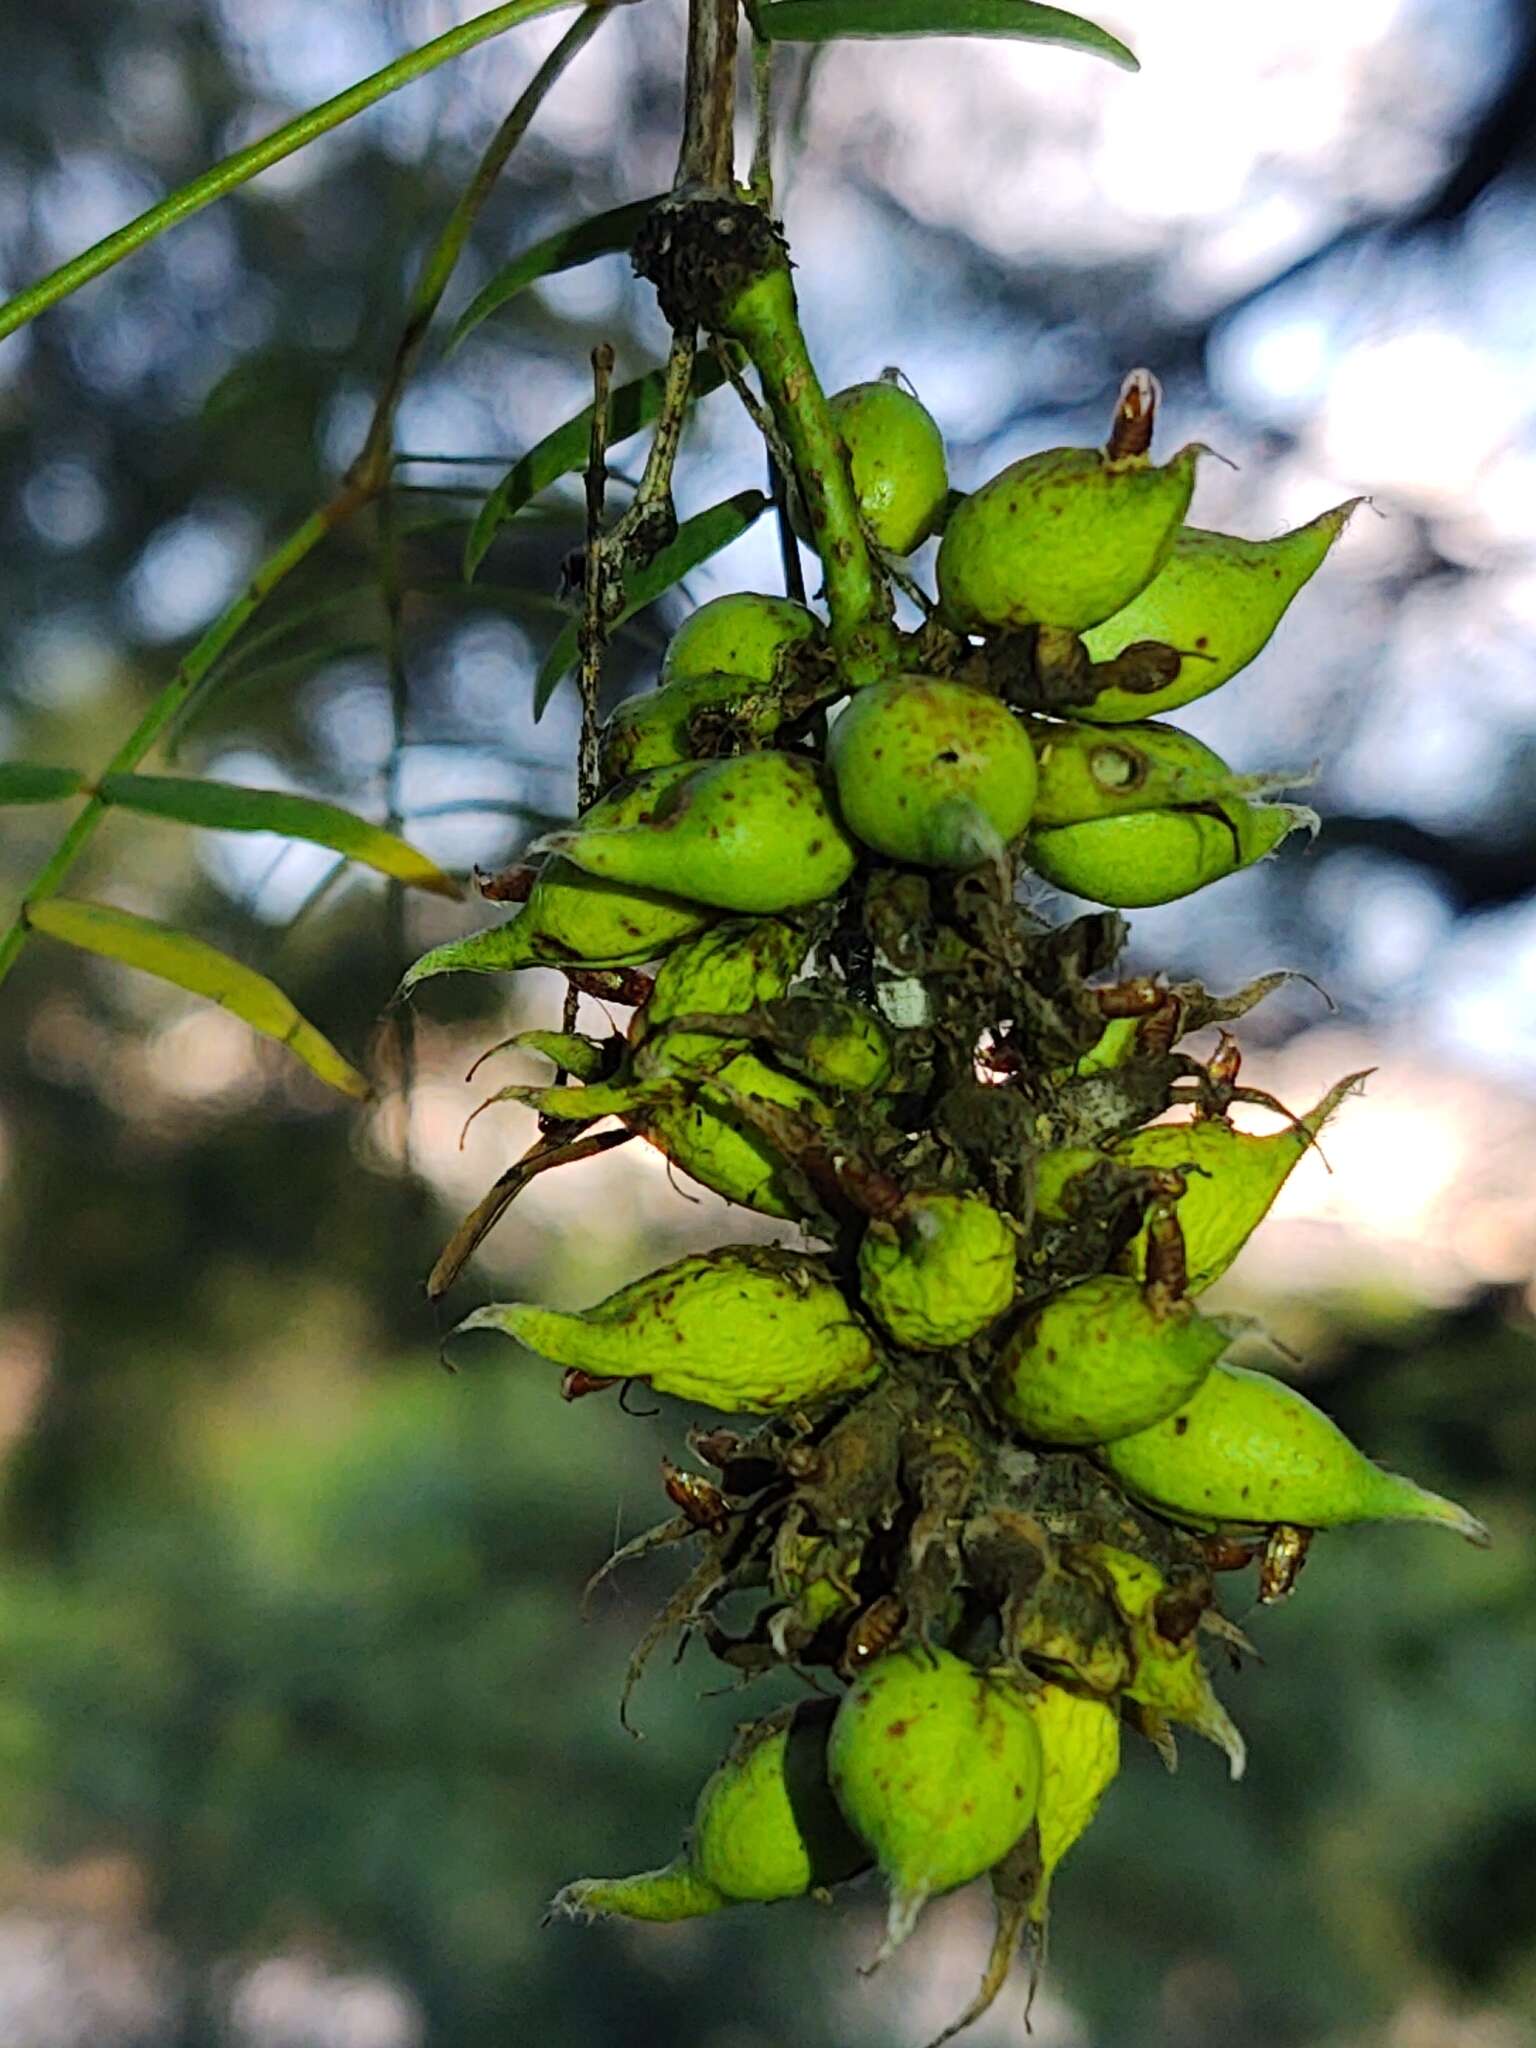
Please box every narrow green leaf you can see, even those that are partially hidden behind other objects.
[0,764,85,805]
[0,0,581,343]
[534,489,771,717]
[97,775,463,899]
[26,899,370,1100]
[756,0,1138,68]
[449,194,664,352]
[465,355,729,580]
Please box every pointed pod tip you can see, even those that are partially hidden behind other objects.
[866,1884,929,1973]
[450,1302,526,1344]
[1415,1488,1492,1547]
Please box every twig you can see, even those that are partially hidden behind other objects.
[771,455,808,606]
[677,0,740,192]
[579,342,618,808]
[749,30,775,207]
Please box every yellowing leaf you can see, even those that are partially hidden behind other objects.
[26,898,370,1100]
[98,775,461,899]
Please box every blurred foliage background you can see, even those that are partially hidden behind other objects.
[2,2,1536,2044]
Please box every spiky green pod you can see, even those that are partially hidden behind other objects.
[827,1647,1044,1963]
[539,752,858,915]
[937,441,1203,634]
[827,380,949,556]
[550,1700,866,1925]
[398,764,711,992]
[1086,1545,1246,1778]
[829,677,1037,869]
[1112,1073,1367,1291]
[1099,1366,1489,1542]
[1079,501,1361,721]
[994,1275,1232,1444]
[858,1192,1017,1350]
[662,591,824,687]
[598,671,798,785]
[1025,716,1299,828]
[1026,796,1316,907]
[457,1245,879,1413]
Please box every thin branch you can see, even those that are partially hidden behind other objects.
[770,455,808,606]
[579,343,618,809]
[677,0,741,191]
[749,30,775,207]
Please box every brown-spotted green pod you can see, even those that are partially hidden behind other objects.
[828,1647,1044,1965]
[936,373,1204,634]
[1025,716,1302,829]
[456,1246,880,1414]
[1025,796,1317,907]
[662,591,824,687]
[829,676,1037,869]
[1078,501,1362,721]
[550,1699,867,1924]
[537,752,858,915]
[858,1192,1018,1350]
[1098,1367,1490,1544]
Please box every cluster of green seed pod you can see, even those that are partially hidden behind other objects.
[405,363,1483,2046]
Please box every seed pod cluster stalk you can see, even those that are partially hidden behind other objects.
[402,174,1487,2048]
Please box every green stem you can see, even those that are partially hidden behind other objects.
[0,0,585,344]
[0,491,363,988]
[723,268,896,684]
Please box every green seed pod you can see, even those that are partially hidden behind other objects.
[827,379,949,556]
[1086,1545,1246,1778]
[827,1647,1044,1963]
[550,1699,866,1925]
[858,1191,1017,1350]
[1112,1073,1366,1291]
[640,1050,830,1219]
[774,995,893,1093]
[640,917,809,1072]
[457,1245,879,1414]
[1026,796,1316,907]
[828,677,1038,869]
[398,764,711,992]
[1032,1144,1109,1221]
[597,671,793,785]
[1099,1365,1490,1542]
[538,752,858,914]
[1025,716,1296,829]
[1021,1681,1120,1924]
[1079,501,1362,722]
[662,591,824,687]
[937,377,1205,632]
[993,1275,1232,1445]
[929,1696,1117,2048]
